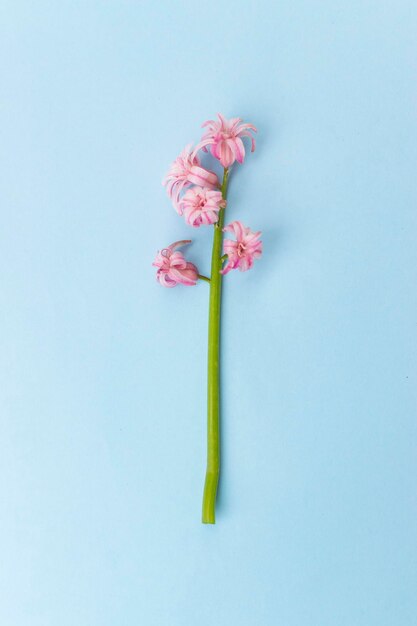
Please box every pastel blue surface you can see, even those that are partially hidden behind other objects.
[1,2,416,624]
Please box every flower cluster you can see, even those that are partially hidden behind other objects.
[162,144,219,213]
[154,113,262,286]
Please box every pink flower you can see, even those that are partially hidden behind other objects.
[194,113,257,168]
[221,221,262,274]
[153,240,199,287]
[178,186,226,228]
[162,144,219,211]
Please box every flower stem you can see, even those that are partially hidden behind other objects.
[202,167,229,524]
[198,274,211,283]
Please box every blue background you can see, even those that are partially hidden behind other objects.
[1,2,416,624]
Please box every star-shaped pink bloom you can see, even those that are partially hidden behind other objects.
[178,186,226,228]
[153,240,199,287]
[221,221,262,275]
[162,144,219,212]
[194,113,257,168]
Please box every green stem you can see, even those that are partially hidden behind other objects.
[198,274,211,283]
[202,167,229,524]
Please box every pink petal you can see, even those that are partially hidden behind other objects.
[169,266,198,286]
[192,138,214,159]
[234,137,246,164]
[218,142,234,168]
[157,271,177,287]
[217,112,228,128]
[236,123,257,134]
[167,240,192,252]
[239,130,256,152]
[188,165,219,188]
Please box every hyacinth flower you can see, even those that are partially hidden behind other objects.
[193,113,257,168]
[221,221,263,274]
[179,186,226,227]
[152,240,201,287]
[155,114,262,523]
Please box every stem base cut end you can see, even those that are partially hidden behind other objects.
[202,471,219,524]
